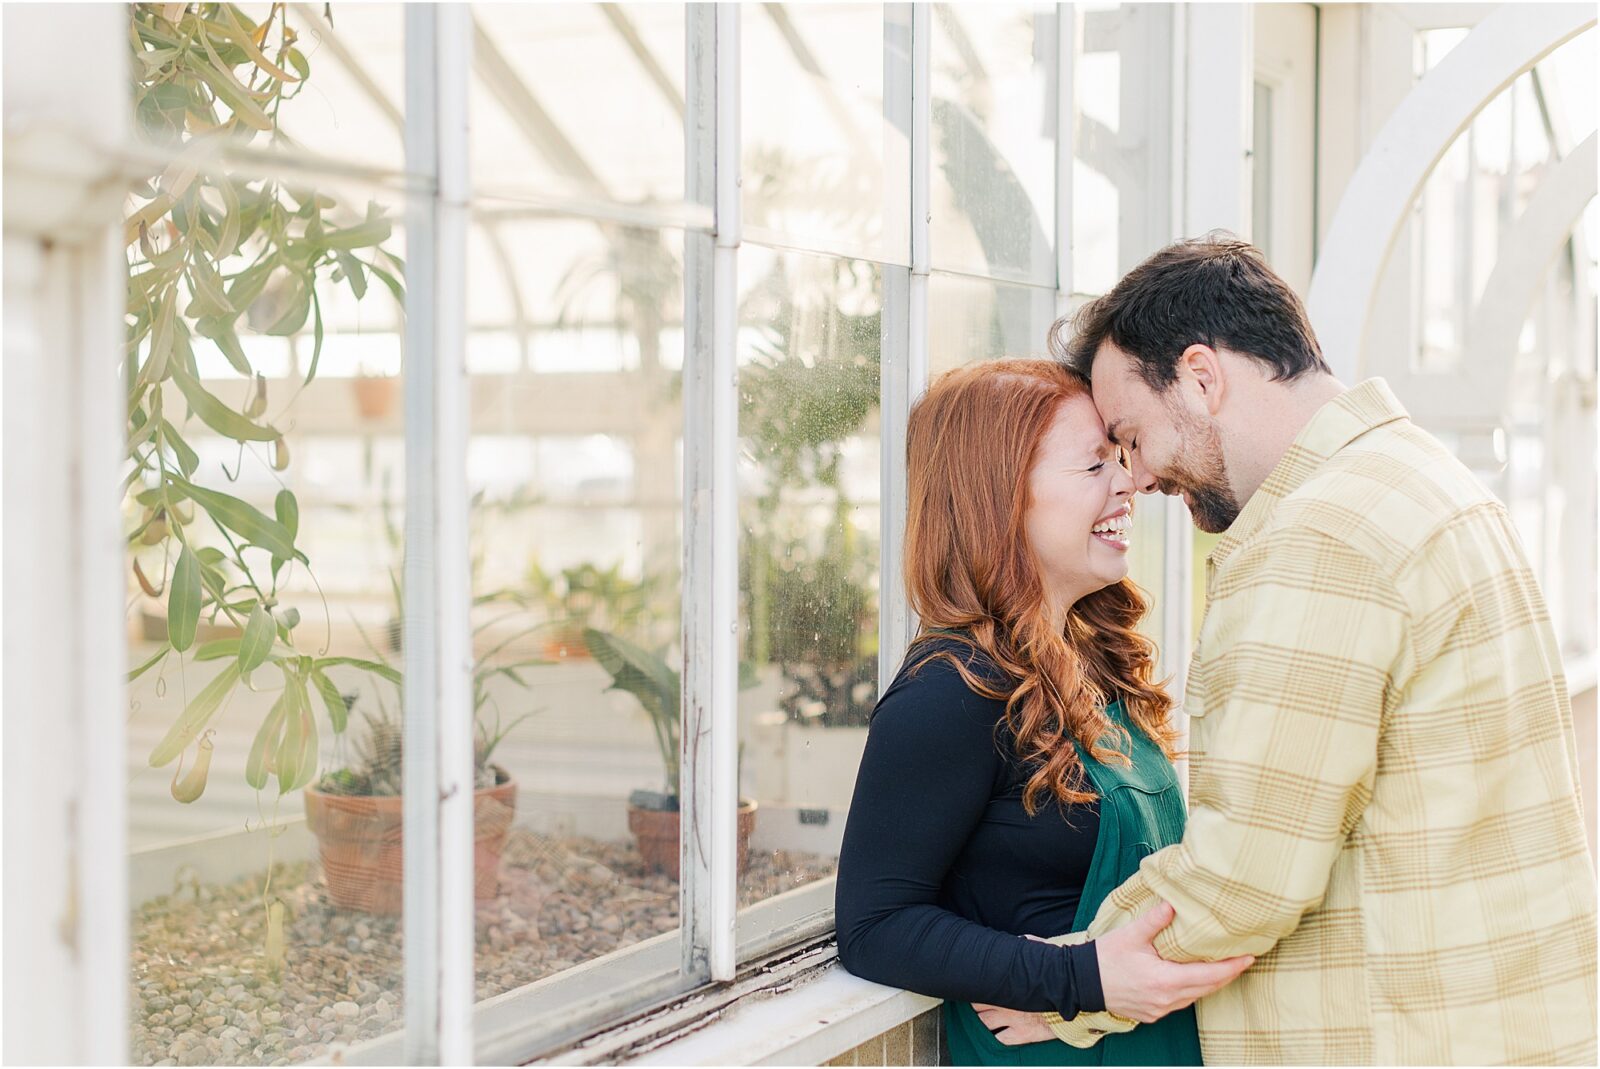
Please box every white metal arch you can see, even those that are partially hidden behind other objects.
[1389,131,1597,428]
[1462,132,1597,407]
[1305,3,1595,380]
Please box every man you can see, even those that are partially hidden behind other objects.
[1016,235,1595,1063]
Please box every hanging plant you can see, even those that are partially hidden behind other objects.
[125,2,405,800]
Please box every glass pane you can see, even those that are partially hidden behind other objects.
[927,271,1058,376]
[737,246,883,917]
[131,4,407,175]
[466,220,686,1001]
[469,4,686,207]
[126,21,414,1060]
[743,4,909,262]
[1072,2,1172,295]
[930,4,1056,284]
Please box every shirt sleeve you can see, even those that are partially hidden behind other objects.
[834,656,1103,1017]
[1089,528,1406,962]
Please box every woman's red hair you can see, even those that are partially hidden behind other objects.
[903,358,1177,813]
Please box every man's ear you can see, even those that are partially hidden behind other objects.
[1178,344,1224,416]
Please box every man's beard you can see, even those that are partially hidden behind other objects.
[1159,410,1240,534]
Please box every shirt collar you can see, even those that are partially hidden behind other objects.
[1209,379,1410,567]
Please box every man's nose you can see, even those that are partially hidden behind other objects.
[1129,454,1160,494]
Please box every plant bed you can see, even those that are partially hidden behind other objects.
[130,828,836,1066]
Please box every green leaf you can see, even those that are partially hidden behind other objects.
[128,643,171,683]
[286,47,310,80]
[582,628,679,727]
[303,287,324,383]
[246,687,291,790]
[367,260,406,307]
[144,294,177,386]
[194,29,273,131]
[276,682,304,793]
[193,637,241,662]
[167,474,297,559]
[274,489,299,540]
[314,656,401,687]
[195,316,251,376]
[238,603,274,682]
[335,250,368,300]
[148,662,241,767]
[292,679,319,790]
[319,215,391,251]
[310,668,350,733]
[226,261,274,313]
[185,258,233,318]
[265,272,310,336]
[170,362,276,442]
[160,420,200,477]
[167,546,203,652]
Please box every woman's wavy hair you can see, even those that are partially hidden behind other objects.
[902,358,1177,814]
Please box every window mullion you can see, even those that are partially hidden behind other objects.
[681,0,742,985]
[1057,3,1076,311]
[402,5,475,1063]
[878,4,927,682]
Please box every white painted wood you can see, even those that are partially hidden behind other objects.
[401,5,476,1061]
[1252,3,1318,291]
[1183,4,1253,237]
[629,960,939,1067]
[2,4,129,1064]
[707,1,743,984]
[680,0,719,984]
[1307,3,1595,380]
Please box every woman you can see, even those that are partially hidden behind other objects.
[834,360,1248,1065]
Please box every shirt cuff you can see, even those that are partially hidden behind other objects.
[1067,940,1104,1014]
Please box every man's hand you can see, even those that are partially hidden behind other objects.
[970,1004,1056,1046]
[1096,901,1254,1023]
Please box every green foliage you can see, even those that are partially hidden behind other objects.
[126,4,403,799]
[582,628,682,798]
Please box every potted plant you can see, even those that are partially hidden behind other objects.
[582,628,757,879]
[304,701,527,914]
[527,560,662,660]
[301,583,548,912]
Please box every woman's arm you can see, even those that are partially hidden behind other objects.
[833,658,1102,1018]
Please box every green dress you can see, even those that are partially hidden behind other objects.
[943,700,1203,1066]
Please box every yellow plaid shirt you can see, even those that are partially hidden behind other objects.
[1048,380,1597,1064]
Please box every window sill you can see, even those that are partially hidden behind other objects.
[623,955,939,1067]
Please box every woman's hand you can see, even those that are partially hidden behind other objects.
[970,1004,1057,1046]
[1095,901,1255,1023]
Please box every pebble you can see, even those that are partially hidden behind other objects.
[129,831,834,1065]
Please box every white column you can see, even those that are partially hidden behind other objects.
[2,4,129,1063]
[402,5,475,1062]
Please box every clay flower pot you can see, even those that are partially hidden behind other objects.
[627,798,758,880]
[304,771,517,914]
[351,374,398,421]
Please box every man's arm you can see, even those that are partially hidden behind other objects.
[1048,530,1405,1044]
[1098,529,1404,961]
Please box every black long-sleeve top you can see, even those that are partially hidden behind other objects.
[835,640,1105,1018]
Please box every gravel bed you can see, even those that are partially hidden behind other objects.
[131,830,837,1066]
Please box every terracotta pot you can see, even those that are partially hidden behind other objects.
[351,375,398,421]
[627,798,758,880]
[304,772,517,914]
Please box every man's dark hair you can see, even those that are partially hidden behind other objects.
[1052,232,1330,390]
